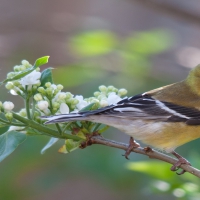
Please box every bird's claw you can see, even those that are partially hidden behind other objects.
[170,151,191,175]
[123,137,140,159]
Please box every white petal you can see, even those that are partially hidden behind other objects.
[10,89,18,95]
[75,95,84,101]
[33,71,41,79]
[38,101,49,110]
[76,100,88,110]
[107,92,122,105]
[20,70,41,86]
[60,103,69,114]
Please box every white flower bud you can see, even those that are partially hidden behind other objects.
[21,60,30,66]
[19,65,26,71]
[97,94,107,101]
[5,112,13,121]
[13,81,20,86]
[7,72,16,79]
[71,98,79,105]
[52,102,60,108]
[94,91,100,97]
[118,88,128,96]
[57,92,66,100]
[37,101,49,111]
[46,87,53,96]
[13,65,20,72]
[38,87,46,94]
[99,85,107,92]
[45,82,51,88]
[57,84,63,90]
[100,99,108,107]
[34,93,43,101]
[90,99,99,104]
[19,108,27,117]
[3,101,14,111]
[108,85,114,91]
[65,92,73,99]
[5,82,14,90]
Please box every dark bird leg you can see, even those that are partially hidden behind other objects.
[170,151,191,175]
[123,137,140,159]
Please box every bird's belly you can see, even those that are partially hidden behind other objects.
[91,116,200,153]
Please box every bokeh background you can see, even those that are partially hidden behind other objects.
[1,0,200,199]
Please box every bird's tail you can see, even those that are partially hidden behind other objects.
[41,113,89,124]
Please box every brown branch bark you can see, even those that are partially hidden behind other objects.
[132,0,200,27]
[90,136,200,178]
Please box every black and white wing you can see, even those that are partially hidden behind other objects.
[42,93,200,125]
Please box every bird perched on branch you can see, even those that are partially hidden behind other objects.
[42,65,200,174]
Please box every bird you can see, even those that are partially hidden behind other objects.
[42,64,200,174]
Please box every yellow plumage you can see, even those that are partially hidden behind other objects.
[43,64,200,170]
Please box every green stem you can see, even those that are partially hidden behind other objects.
[32,99,36,117]
[0,117,25,126]
[62,122,72,134]
[12,112,82,141]
[55,123,62,133]
[25,96,32,119]
[49,99,62,134]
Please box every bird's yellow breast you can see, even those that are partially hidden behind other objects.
[121,120,200,153]
[91,116,200,153]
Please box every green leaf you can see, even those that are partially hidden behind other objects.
[65,139,80,153]
[0,68,34,86]
[40,68,54,87]
[71,30,117,56]
[0,56,50,86]
[34,56,50,68]
[0,131,27,162]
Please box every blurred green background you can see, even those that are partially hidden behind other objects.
[1,0,200,199]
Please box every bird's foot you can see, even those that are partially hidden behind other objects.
[170,151,191,175]
[123,137,140,159]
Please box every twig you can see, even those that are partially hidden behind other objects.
[90,136,200,178]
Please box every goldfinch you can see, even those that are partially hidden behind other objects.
[42,65,200,172]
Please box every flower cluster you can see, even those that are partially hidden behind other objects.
[34,82,80,116]
[91,85,127,107]
[5,60,41,95]
[0,57,131,162]
[3,58,128,130]
[35,84,127,117]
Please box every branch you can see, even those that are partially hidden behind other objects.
[90,136,200,178]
